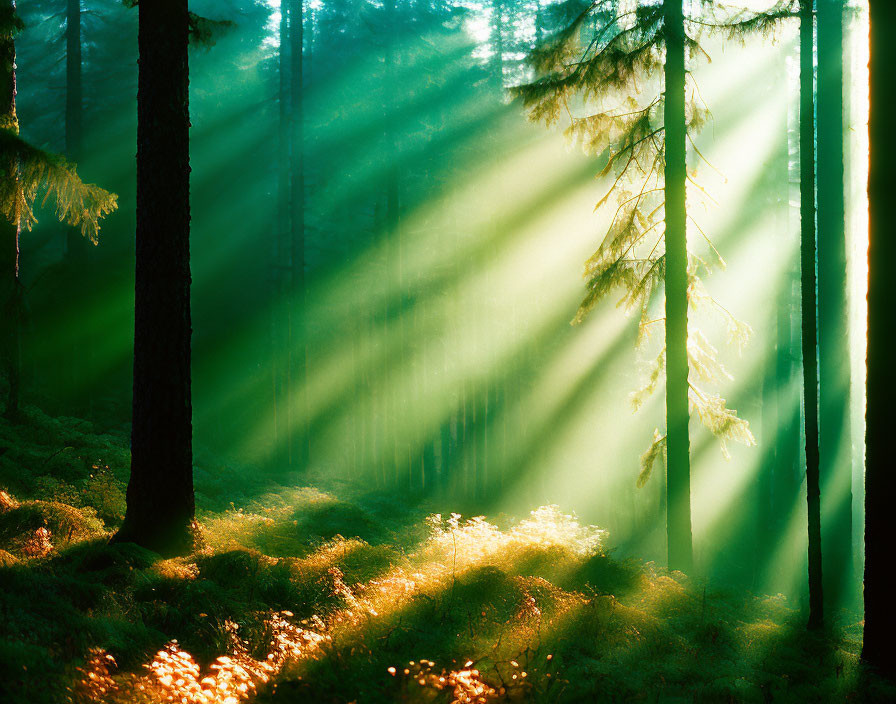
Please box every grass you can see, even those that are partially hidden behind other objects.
[0,405,892,703]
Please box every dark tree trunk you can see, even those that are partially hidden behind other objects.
[114,0,194,556]
[663,0,692,574]
[1,0,21,421]
[799,0,824,632]
[863,0,896,677]
[816,0,853,612]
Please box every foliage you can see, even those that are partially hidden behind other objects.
[0,129,118,243]
[121,0,240,48]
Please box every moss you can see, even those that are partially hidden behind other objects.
[0,407,893,704]
[0,500,105,555]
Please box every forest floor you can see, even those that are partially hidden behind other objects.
[0,406,892,704]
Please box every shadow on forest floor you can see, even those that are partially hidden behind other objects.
[0,406,891,703]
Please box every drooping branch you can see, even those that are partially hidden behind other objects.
[0,128,117,243]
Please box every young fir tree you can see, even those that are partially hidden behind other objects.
[513,0,782,572]
[0,0,117,419]
[863,0,896,679]
[113,0,193,555]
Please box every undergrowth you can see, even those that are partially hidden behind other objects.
[0,406,891,703]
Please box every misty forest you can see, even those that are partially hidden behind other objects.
[1,0,895,701]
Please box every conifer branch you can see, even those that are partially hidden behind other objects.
[0,129,118,243]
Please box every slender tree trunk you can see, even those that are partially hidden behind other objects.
[65,0,87,265]
[816,0,853,612]
[663,0,692,574]
[383,0,403,486]
[115,0,194,556]
[272,0,291,470]
[63,0,94,413]
[757,332,776,582]
[1,1,21,421]
[862,0,896,677]
[289,0,307,469]
[535,0,543,45]
[492,0,504,90]
[799,0,824,632]
[773,36,802,584]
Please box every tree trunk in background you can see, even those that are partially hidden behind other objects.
[272,0,291,471]
[862,0,896,678]
[63,0,93,413]
[535,0,543,45]
[799,0,823,632]
[757,329,776,582]
[772,35,802,594]
[289,0,307,469]
[662,0,692,574]
[114,0,194,556]
[492,0,504,90]
[816,0,853,612]
[1,1,21,420]
[65,0,87,265]
[383,0,404,486]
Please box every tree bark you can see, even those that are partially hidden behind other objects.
[663,0,693,574]
[1,0,21,421]
[863,0,896,677]
[816,0,853,611]
[799,0,824,632]
[114,0,194,556]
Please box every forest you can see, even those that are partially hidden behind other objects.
[1,0,894,701]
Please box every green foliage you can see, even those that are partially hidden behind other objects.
[121,1,236,48]
[637,428,665,488]
[0,3,24,40]
[0,129,117,243]
[187,12,236,48]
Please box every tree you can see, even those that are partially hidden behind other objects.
[798,0,823,632]
[65,0,87,265]
[515,0,759,573]
[816,0,853,611]
[289,0,307,469]
[0,0,116,419]
[113,0,194,555]
[273,0,292,471]
[862,0,896,678]
[663,0,691,574]
[0,1,20,420]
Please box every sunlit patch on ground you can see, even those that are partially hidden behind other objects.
[0,410,887,704]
